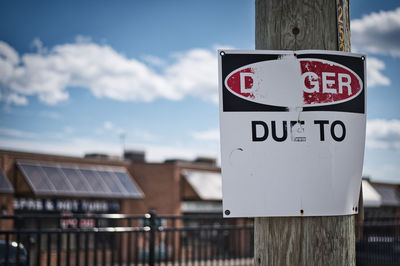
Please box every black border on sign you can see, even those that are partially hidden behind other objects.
[221,52,365,114]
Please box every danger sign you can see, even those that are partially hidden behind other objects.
[218,50,366,217]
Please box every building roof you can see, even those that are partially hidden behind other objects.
[371,182,400,207]
[17,160,143,199]
[0,168,14,194]
[182,170,222,200]
[362,180,382,207]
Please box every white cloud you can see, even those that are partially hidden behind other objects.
[351,7,400,57]
[31,38,48,54]
[363,164,400,184]
[144,144,210,163]
[366,57,391,87]
[2,36,389,106]
[191,128,220,141]
[130,129,160,142]
[0,41,27,106]
[0,137,121,158]
[63,126,74,135]
[0,41,19,65]
[166,49,218,103]
[0,40,70,105]
[96,121,125,136]
[103,121,114,131]
[0,127,37,138]
[141,55,166,67]
[0,39,218,106]
[1,93,28,106]
[366,119,400,150]
[98,122,160,143]
[0,136,219,163]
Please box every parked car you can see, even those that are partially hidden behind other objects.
[0,240,28,266]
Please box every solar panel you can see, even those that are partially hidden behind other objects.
[97,170,125,194]
[60,167,92,193]
[41,166,74,192]
[114,171,143,197]
[0,168,14,193]
[79,169,110,194]
[17,163,54,193]
[17,160,143,198]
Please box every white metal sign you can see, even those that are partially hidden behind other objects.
[218,50,366,217]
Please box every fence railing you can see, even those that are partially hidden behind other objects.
[356,215,400,266]
[0,212,254,266]
[1,213,400,266]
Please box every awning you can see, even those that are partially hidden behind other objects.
[182,170,222,200]
[0,168,14,194]
[371,182,400,207]
[17,160,143,199]
[362,180,382,207]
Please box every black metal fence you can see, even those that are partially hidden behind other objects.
[1,213,400,266]
[356,215,400,266]
[0,212,253,266]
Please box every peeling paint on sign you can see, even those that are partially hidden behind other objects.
[224,57,362,108]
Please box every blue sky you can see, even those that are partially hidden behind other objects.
[0,0,399,183]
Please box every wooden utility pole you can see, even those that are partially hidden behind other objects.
[254,0,355,265]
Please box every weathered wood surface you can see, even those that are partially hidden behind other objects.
[256,0,351,52]
[255,216,355,266]
[254,0,355,265]
[342,0,352,52]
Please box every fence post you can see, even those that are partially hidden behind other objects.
[148,210,157,266]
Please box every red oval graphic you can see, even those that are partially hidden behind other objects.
[300,59,362,106]
[224,58,363,107]
[225,67,256,99]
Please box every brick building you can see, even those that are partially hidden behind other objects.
[0,149,222,230]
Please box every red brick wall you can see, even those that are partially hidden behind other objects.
[128,163,182,215]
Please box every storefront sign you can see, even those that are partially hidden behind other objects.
[218,50,366,217]
[60,216,96,228]
[14,198,120,213]
[181,201,223,213]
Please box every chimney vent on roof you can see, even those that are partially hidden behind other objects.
[193,157,217,166]
[84,153,121,160]
[124,150,145,163]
